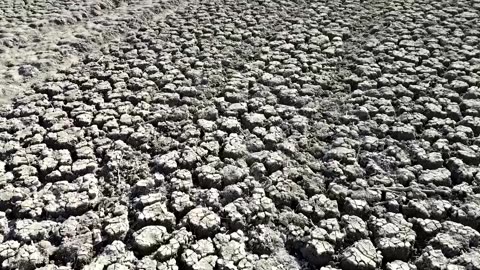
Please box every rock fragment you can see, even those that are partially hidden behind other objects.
[133,226,169,254]
[182,207,221,238]
[340,239,382,270]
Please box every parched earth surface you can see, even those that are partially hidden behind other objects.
[1,0,480,269]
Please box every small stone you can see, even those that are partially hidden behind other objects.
[344,198,370,217]
[183,207,220,237]
[137,202,176,229]
[340,239,382,270]
[325,147,356,163]
[71,159,97,175]
[243,113,267,130]
[133,226,169,254]
[221,165,246,186]
[386,260,417,270]
[301,240,334,267]
[417,152,444,169]
[415,246,448,270]
[341,215,368,242]
[18,65,39,77]
[264,151,285,173]
[418,168,452,186]
[391,125,416,140]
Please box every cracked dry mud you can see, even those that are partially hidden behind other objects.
[1,0,480,269]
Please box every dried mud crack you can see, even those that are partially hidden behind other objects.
[1,0,480,269]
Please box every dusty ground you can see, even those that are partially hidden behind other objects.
[0,0,181,103]
[1,0,480,269]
